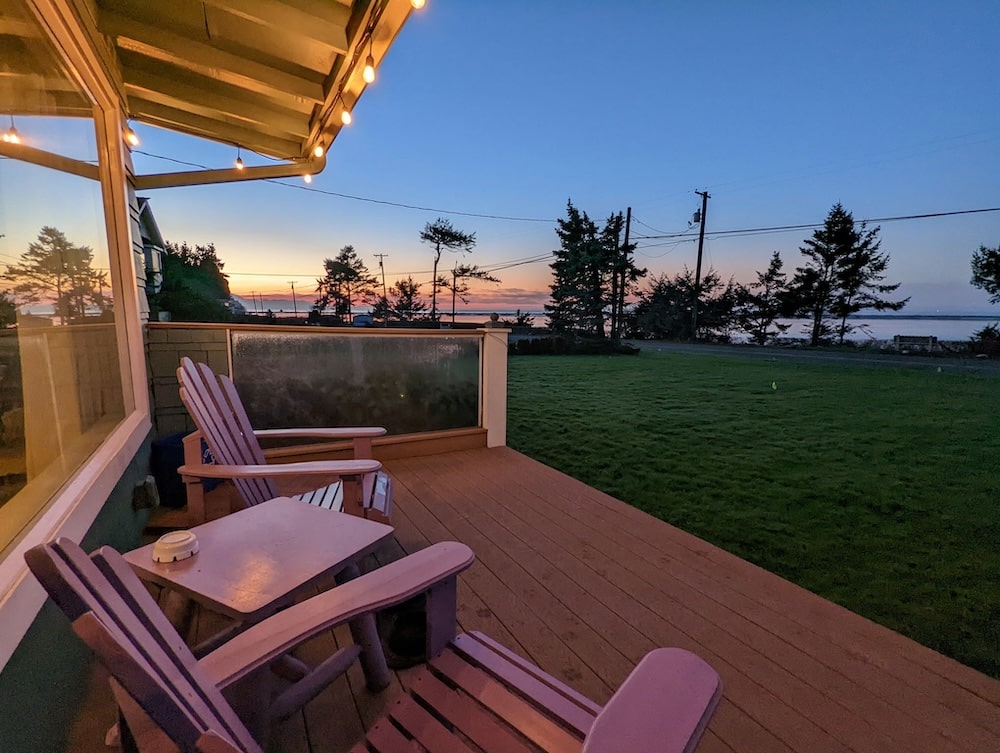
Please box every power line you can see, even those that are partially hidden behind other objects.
[133,149,553,223]
[632,206,1000,241]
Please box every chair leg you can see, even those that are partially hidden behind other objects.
[336,563,391,691]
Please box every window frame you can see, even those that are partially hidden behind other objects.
[0,0,152,670]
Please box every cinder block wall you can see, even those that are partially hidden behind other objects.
[146,325,229,437]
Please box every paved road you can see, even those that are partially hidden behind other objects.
[625,340,1000,375]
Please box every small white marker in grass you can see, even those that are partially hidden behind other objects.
[771,381,777,391]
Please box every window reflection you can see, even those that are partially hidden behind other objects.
[0,2,127,552]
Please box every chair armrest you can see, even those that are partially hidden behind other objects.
[254,427,387,440]
[581,648,722,753]
[178,459,381,480]
[199,541,475,688]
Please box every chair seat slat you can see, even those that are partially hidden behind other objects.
[444,637,597,738]
[410,669,537,753]
[361,716,421,753]
[293,481,344,511]
[458,632,602,716]
[430,649,584,753]
[388,693,480,753]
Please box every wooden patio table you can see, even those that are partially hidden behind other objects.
[124,496,395,689]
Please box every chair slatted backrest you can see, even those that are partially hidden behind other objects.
[178,357,278,506]
[24,538,261,753]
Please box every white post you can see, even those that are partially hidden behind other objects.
[480,326,509,447]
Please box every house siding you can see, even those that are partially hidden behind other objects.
[0,437,151,752]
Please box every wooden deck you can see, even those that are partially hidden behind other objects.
[68,446,999,753]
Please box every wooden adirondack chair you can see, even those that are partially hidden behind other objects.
[176,357,393,524]
[27,538,723,753]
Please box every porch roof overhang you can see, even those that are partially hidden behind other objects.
[2,0,417,187]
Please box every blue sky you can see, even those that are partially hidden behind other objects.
[127,0,1000,314]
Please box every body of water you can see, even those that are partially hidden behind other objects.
[446,313,998,342]
[774,316,997,343]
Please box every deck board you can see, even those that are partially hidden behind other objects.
[66,446,999,753]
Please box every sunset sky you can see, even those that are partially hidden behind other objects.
[125,1,1000,315]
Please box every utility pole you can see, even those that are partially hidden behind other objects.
[288,281,298,317]
[374,253,389,326]
[691,190,710,340]
[618,206,632,342]
[374,253,388,300]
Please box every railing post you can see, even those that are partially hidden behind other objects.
[480,326,509,447]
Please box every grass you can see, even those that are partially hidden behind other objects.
[506,350,1000,678]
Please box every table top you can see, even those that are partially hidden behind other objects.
[125,497,394,620]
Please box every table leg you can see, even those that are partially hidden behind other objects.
[337,563,391,691]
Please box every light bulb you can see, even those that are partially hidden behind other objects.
[341,110,352,125]
[411,0,425,8]
[235,155,244,170]
[303,174,313,184]
[4,117,19,144]
[124,126,140,146]
[313,144,325,157]
[363,53,375,83]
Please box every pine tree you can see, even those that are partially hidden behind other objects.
[545,201,644,338]
[788,203,907,345]
[419,218,477,322]
[633,267,733,341]
[4,226,109,321]
[970,243,1000,304]
[735,251,791,345]
[439,263,500,323]
[152,241,232,322]
[314,245,379,319]
[371,276,429,323]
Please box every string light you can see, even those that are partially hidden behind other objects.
[303,174,313,184]
[411,0,426,8]
[363,37,376,83]
[235,146,244,170]
[3,116,20,144]
[341,109,352,126]
[124,124,140,147]
[313,144,325,158]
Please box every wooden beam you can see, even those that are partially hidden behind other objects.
[201,0,351,53]
[99,10,324,105]
[0,140,99,181]
[120,58,310,138]
[134,154,325,190]
[127,97,303,158]
[0,17,38,37]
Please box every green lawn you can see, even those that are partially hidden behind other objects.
[507,351,1000,678]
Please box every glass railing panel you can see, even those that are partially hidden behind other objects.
[230,331,480,434]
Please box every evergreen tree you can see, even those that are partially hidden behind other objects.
[545,201,644,338]
[4,226,109,321]
[788,203,907,345]
[545,202,599,334]
[633,267,734,341]
[314,245,379,319]
[419,218,477,322]
[152,241,232,322]
[0,291,16,328]
[970,243,1000,304]
[371,276,429,323]
[735,251,792,345]
[439,263,501,323]
[603,212,645,342]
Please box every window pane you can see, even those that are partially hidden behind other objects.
[0,2,127,552]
